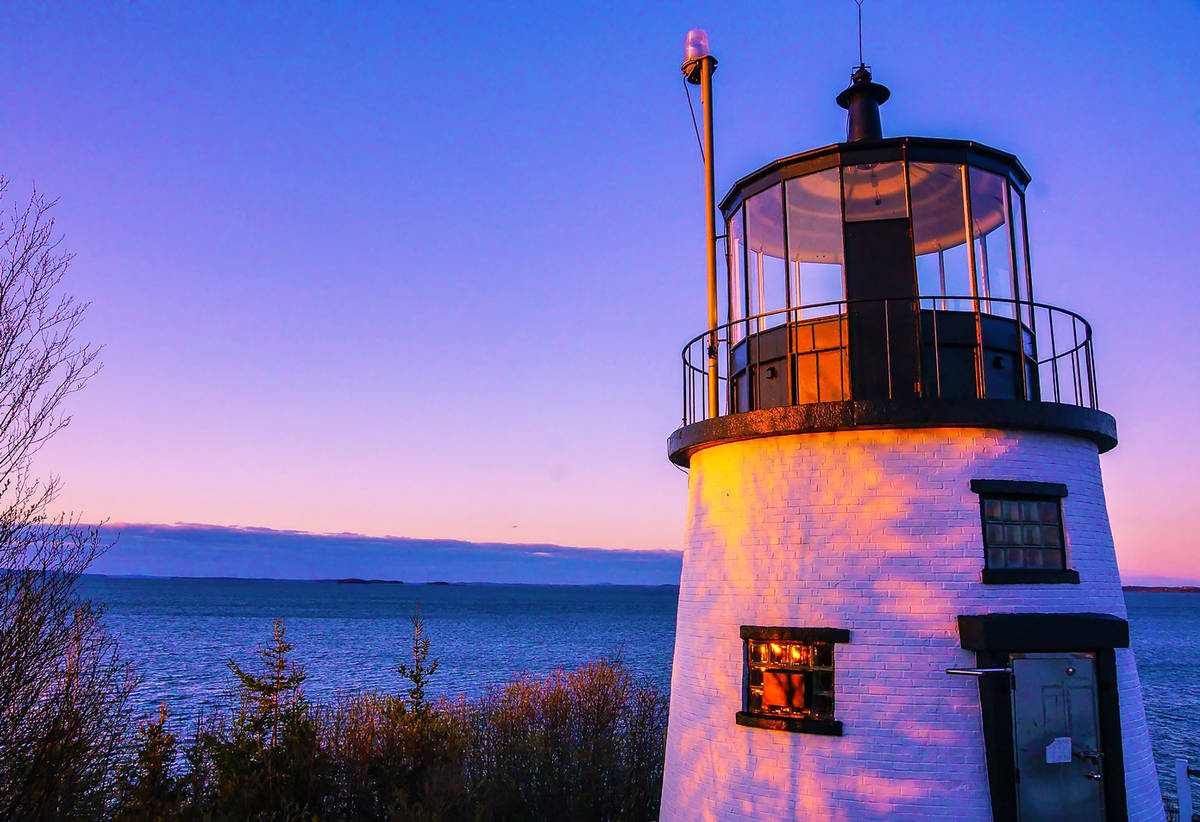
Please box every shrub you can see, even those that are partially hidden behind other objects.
[112,704,183,821]
[322,691,470,820]
[321,613,469,820]
[466,659,668,822]
[110,615,669,821]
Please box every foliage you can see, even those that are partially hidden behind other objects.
[226,618,309,748]
[113,705,183,821]
[0,181,135,820]
[0,181,669,820]
[321,689,469,820]
[396,606,439,716]
[320,609,466,819]
[110,615,668,821]
[185,618,329,819]
[467,659,668,821]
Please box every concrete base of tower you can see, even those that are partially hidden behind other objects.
[659,427,1163,822]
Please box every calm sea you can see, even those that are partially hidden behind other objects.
[78,577,1198,804]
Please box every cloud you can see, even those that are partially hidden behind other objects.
[89,523,683,586]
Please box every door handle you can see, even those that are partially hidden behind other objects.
[1075,750,1104,764]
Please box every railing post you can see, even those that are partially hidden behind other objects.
[1027,299,1041,400]
[1087,337,1098,409]
[839,302,846,400]
[1178,758,1193,822]
[931,300,942,398]
[749,331,757,413]
[884,298,893,399]
[937,250,947,310]
[686,355,696,427]
[1016,298,1030,401]
[787,301,796,406]
[1071,319,1083,405]
[1048,310,1060,403]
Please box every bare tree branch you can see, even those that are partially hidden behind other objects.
[0,180,133,819]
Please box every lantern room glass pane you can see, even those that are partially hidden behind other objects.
[728,207,745,343]
[910,162,972,311]
[745,185,786,330]
[969,167,1015,319]
[785,167,845,319]
[1010,184,1033,328]
[843,161,907,222]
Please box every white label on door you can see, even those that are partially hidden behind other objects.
[1045,736,1072,764]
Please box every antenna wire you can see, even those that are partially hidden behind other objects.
[855,0,866,66]
[683,78,706,163]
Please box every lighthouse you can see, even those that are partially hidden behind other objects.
[660,36,1164,822]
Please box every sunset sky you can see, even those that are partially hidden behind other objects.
[5,2,1199,581]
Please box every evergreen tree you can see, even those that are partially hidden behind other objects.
[190,618,329,819]
[113,704,182,821]
[396,606,439,716]
[227,618,307,747]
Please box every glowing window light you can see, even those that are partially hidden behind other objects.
[745,638,835,720]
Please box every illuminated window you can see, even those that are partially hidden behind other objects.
[748,638,832,716]
[971,480,1078,584]
[737,626,849,735]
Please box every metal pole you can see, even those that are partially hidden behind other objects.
[962,165,979,311]
[700,56,720,420]
[1177,758,1193,822]
[961,165,984,397]
[937,248,946,310]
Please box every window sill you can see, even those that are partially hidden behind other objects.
[735,712,843,736]
[970,479,1068,498]
[981,568,1080,585]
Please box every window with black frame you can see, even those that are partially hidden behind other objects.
[736,626,848,735]
[971,480,1078,584]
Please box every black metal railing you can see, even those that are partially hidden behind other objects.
[681,296,1098,427]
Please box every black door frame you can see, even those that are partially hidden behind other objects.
[957,612,1130,822]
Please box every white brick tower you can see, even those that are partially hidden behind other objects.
[660,57,1163,821]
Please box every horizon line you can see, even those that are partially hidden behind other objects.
[81,572,682,588]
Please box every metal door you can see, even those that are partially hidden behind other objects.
[1011,653,1106,821]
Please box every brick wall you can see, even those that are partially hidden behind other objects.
[660,427,1163,822]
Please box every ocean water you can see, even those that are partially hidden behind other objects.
[79,577,1197,804]
[78,577,680,717]
[1127,592,1200,805]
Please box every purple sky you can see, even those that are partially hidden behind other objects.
[5,2,1199,580]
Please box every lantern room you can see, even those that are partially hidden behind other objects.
[678,71,1099,433]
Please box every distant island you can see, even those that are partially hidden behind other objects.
[335,578,404,585]
[1123,586,1200,592]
